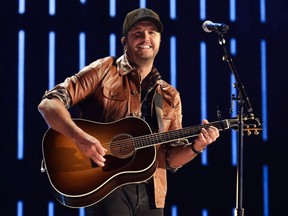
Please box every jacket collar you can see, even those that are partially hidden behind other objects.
[116,53,135,76]
[116,53,162,85]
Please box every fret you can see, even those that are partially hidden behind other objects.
[133,120,231,150]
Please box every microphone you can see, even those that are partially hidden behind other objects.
[202,20,229,34]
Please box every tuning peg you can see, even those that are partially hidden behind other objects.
[254,130,260,135]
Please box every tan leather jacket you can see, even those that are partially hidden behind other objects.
[44,54,184,208]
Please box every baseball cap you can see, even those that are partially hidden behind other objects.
[122,8,164,36]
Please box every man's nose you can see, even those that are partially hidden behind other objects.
[142,31,150,42]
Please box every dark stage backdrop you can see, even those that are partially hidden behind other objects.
[1,0,288,216]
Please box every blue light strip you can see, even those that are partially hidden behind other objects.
[231,132,237,166]
[17,200,23,216]
[80,0,86,4]
[261,40,268,141]
[171,205,178,216]
[49,0,56,16]
[79,207,85,216]
[110,33,116,56]
[18,30,25,160]
[263,165,269,216]
[200,41,207,165]
[170,0,176,19]
[170,36,177,88]
[231,72,237,166]
[48,201,54,216]
[79,32,86,69]
[230,0,236,21]
[109,0,116,17]
[139,0,146,8]
[230,38,236,55]
[230,39,237,166]
[202,208,208,216]
[260,0,266,23]
[18,0,25,14]
[200,0,206,20]
[49,32,55,90]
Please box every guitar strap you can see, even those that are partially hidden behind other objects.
[154,91,164,132]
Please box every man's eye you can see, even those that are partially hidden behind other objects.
[134,33,142,37]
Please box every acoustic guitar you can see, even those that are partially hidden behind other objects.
[41,115,261,208]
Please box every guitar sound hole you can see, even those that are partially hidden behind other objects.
[110,134,135,159]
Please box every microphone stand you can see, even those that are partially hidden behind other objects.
[217,33,253,216]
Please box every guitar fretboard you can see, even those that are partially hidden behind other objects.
[133,120,230,149]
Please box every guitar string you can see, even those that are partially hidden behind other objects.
[98,121,258,152]
[99,124,210,152]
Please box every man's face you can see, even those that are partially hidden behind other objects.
[125,20,161,64]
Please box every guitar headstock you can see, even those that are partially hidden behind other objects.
[228,114,262,136]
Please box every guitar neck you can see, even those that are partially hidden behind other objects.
[133,119,231,149]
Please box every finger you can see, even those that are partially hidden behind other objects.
[93,139,107,156]
[92,157,105,167]
[201,128,210,139]
[89,144,106,162]
[209,127,220,138]
[198,133,206,141]
[202,119,209,124]
[91,153,106,167]
[97,146,107,156]
[206,128,217,141]
[91,146,106,162]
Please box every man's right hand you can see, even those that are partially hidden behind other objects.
[74,133,107,167]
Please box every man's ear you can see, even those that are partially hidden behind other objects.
[121,37,126,46]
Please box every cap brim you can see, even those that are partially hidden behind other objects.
[124,17,163,36]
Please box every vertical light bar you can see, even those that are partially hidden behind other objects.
[202,208,208,216]
[171,205,178,216]
[231,132,237,166]
[230,38,237,166]
[230,38,236,55]
[18,30,25,160]
[110,33,116,57]
[199,0,206,20]
[48,201,54,216]
[261,40,268,141]
[139,0,146,8]
[17,200,23,216]
[170,36,177,88]
[49,32,55,90]
[260,0,266,23]
[200,41,207,165]
[109,0,116,17]
[49,0,56,16]
[79,32,86,69]
[170,0,176,19]
[263,165,269,216]
[79,207,85,216]
[231,73,237,166]
[18,0,25,14]
[230,0,236,21]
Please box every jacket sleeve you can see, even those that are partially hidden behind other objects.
[156,80,186,172]
[41,57,115,108]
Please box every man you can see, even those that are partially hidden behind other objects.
[38,8,220,216]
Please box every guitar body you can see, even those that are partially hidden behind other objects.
[42,117,157,208]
